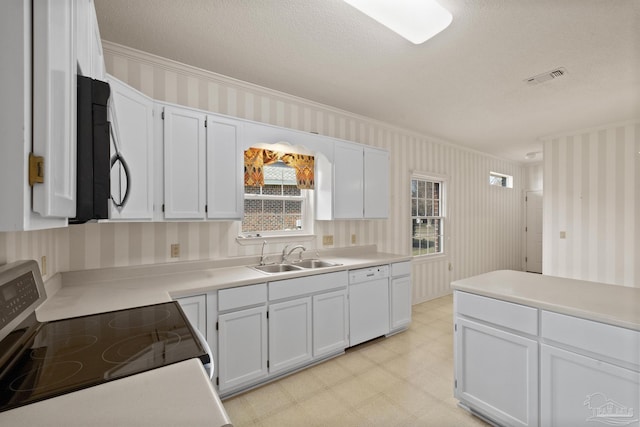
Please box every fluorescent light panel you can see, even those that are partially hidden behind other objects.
[344,0,452,44]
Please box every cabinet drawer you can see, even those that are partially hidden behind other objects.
[219,283,267,311]
[269,271,347,301]
[541,310,640,369]
[391,261,411,277]
[455,292,538,336]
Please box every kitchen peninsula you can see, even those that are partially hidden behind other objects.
[452,270,640,427]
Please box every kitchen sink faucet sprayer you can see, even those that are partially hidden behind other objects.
[259,240,268,265]
[282,244,306,263]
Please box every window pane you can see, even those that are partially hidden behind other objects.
[417,181,425,198]
[417,200,426,216]
[411,180,418,198]
[433,200,440,216]
[433,182,440,199]
[245,186,261,195]
[426,200,433,217]
[426,182,433,199]
[284,200,301,214]
[411,198,417,216]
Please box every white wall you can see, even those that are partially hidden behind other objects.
[0,41,525,303]
[542,121,640,287]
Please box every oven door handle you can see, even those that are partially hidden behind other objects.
[193,327,214,380]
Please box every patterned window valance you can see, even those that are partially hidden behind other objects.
[244,147,314,189]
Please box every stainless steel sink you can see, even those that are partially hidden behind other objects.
[250,259,341,274]
[252,264,303,273]
[292,259,341,269]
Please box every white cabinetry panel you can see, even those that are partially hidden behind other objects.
[349,277,389,346]
[364,146,389,218]
[390,275,411,331]
[218,306,268,392]
[33,0,77,218]
[162,106,206,219]
[206,115,243,220]
[540,343,640,427]
[108,75,154,220]
[176,294,207,336]
[333,141,364,219]
[455,317,538,427]
[268,297,313,374]
[313,289,348,357]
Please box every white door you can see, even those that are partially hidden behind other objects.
[364,146,389,219]
[162,106,206,219]
[108,76,154,220]
[206,115,243,220]
[390,276,412,331]
[540,344,640,427]
[525,190,543,273]
[333,141,363,219]
[218,306,268,392]
[32,0,77,218]
[268,297,313,374]
[313,290,348,358]
[176,294,207,336]
[455,317,538,427]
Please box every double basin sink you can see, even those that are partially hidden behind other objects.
[251,259,341,274]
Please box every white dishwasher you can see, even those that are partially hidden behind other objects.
[348,265,390,346]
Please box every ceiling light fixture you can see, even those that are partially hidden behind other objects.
[343,0,453,44]
[524,152,541,160]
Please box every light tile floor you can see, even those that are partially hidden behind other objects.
[223,294,489,427]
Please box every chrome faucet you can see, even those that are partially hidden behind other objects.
[282,244,306,263]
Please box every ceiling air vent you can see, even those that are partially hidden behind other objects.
[524,67,567,85]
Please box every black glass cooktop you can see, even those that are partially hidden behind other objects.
[0,302,208,413]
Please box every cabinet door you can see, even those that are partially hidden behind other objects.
[454,317,538,427]
[206,115,243,220]
[540,344,640,427]
[390,276,412,331]
[33,0,77,218]
[162,106,206,219]
[364,146,389,218]
[176,294,207,337]
[218,306,268,392]
[313,290,348,358]
[333,141,363,219]
[349,278,390,346]
[108,76,154,220]
[269,297,313,374]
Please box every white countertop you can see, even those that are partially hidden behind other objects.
[0,359,232,427]
[37,247,410,322]
[451,270,640,331]
[6,246,408,426]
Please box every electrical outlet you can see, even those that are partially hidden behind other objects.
[322,235,334,246]
[351,234,356,244]
[41,256,47,276]
[170,243,180,258]
[559,231,566,239]
[448,262,453,271]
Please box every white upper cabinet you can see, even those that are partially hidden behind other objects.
[32,0,77,219]
[107,75,154,220]
[364,146,389,219]
[317,140,390,220]
[75,0,105,80]
[333,140,364,219]
[206,115,243,220]
[0,1,67,231]
[161,105,207,219]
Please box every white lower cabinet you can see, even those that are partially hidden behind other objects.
[313,289,348,357]
[540,344,640,427]
[389,261,412,333]
[217,306,268,393]
[268,297,313,374]
[455,318,539,427]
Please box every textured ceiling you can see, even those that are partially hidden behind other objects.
[94,0,640,163]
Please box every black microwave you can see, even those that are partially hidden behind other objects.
[70,75,110,224]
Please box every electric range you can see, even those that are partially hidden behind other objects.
[0,260,209,413]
